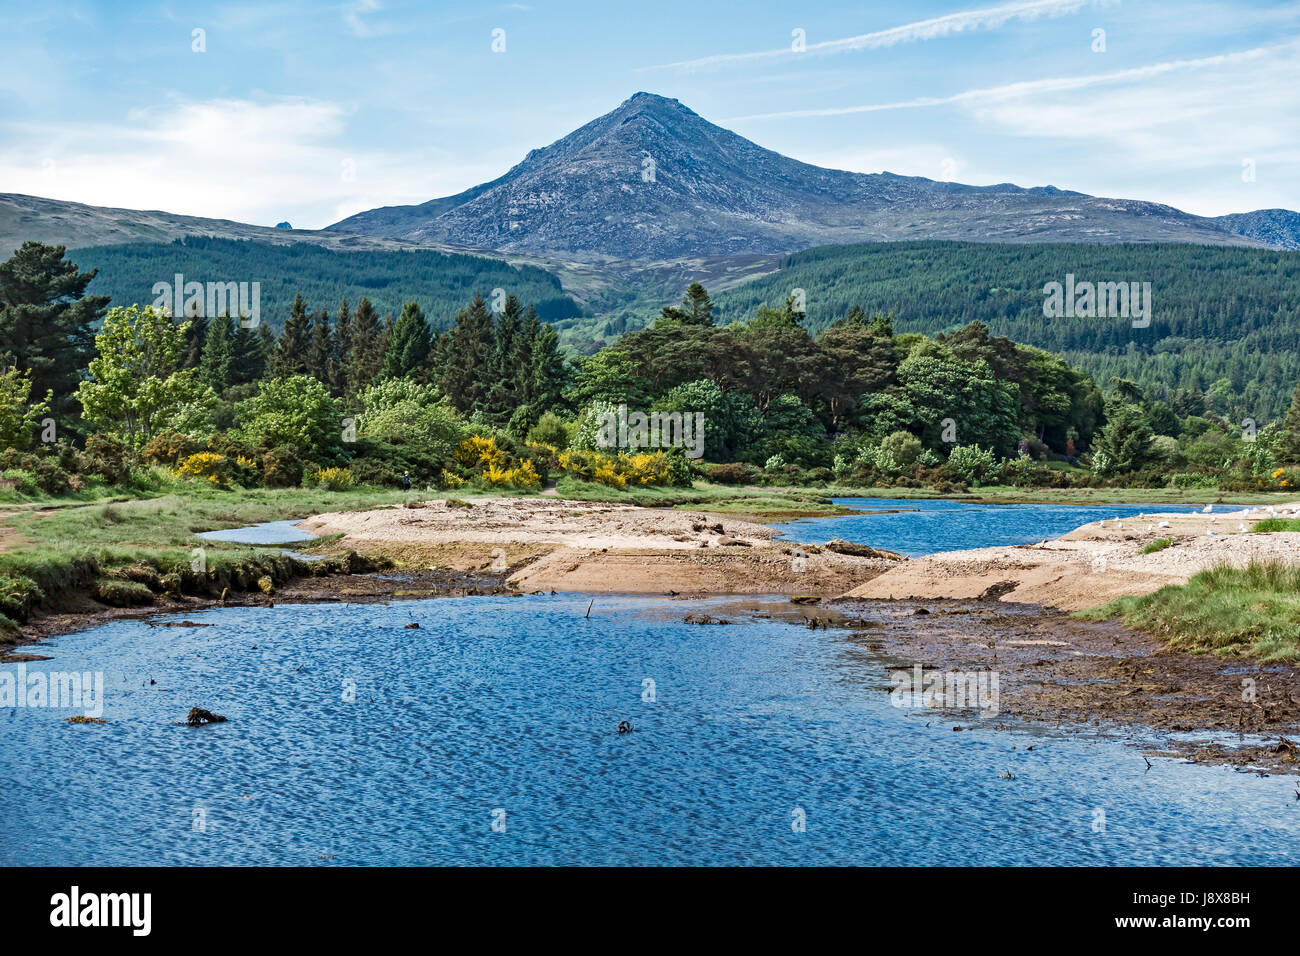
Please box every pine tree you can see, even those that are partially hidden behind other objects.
[308,309,338,391]
[334,298,352,397]
[527,314,566,414]
[346,297,384,397]
[231,323,269,386]
[482,295,524,424]
[199,313,235,393]
[183,314,208,369]
[272,293,312,377]
[438,293,495,413]
[381,301,431,380]
[0,241,109,424]
[657,282,715,326]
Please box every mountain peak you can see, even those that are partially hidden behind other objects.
[326,95,1285,259]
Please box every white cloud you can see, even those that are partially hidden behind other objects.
[0,97,500,228]
[730,39,1300,216]
[641,0,1107,71]
[728,41,1294,121]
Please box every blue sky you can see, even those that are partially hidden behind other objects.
[2,0,1297,229]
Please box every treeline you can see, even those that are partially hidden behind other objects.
[71,236,585,331]
[5,242,1300,500]
[709,240,1300,421]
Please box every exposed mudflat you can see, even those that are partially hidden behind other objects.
[3,566,512,653]
[829,597,1300,774]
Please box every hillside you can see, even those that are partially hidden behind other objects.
[709,240,1300,421]
[69,237,584,330]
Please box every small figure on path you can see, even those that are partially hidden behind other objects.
[401,470,411,491]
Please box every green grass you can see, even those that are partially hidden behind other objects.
[1251,517,1300,533]
[1141,538,1173,554]
[826,484,1290,505]
[0,485,418,631]
[1078,561,1300,661]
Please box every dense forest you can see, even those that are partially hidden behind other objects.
[709,241,1300,422]
[3,241,1300,504]
[71,237,585,330]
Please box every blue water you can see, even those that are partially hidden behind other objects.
[4,594,1298,866]
[196,520,318,545]
[768,498,1207,557]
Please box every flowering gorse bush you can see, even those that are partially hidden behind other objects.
[557,448,679,487]
[176,452,231,487]
[311,466,354,490]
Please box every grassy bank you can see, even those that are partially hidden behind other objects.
[825,485,1294,506]
[0,486,418,639]
[1078,561,1300,662]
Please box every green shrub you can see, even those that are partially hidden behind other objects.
[1142,538,1173,554]
[947,444,998,486]
[82,434,140,485]
[92,578,155,607]
[1168,472,1218,489]
[526,411,572,450]
[704,462,763,485]
[261,445,304,488]
[1,468,37,495]
[143,429,202,466]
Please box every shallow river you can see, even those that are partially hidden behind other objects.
[4,500,1296,866]
[769,498,1206,557]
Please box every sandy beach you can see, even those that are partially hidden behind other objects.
[302,497,1300,608]
[844,502,1300,610]
[299,496,904,595]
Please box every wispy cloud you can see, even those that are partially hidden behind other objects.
[640,0,1105,72]
[727,40,1295,121]
[343,0,384,38]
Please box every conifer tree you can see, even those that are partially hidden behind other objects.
[381,301,431,380]
[199,313,235,393]
[334,298,352,397]
[0,241,109,424]
[346,297,384,397]
[438,293,494,412]
[231,322,269,386]
[308,309,338,391]
[272,293,312,377]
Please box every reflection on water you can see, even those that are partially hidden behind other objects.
[3,594,1295,866]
